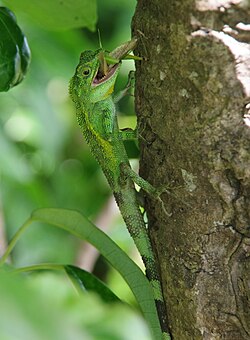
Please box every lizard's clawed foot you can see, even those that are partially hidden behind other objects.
[154,186,172,217]
[155,184,191,216]
[120,163,173,216]
[157,196,172,217]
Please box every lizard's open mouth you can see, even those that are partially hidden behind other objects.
[92,63,119,86]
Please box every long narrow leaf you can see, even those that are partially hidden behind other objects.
[65,265,120,303]
[14,263,120,304]
[31,208,162,340]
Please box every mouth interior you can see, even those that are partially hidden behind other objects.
[92,63,119,86]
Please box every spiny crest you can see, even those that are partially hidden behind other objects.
[80,49,101,64]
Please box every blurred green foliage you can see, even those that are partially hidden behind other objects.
[2,0,97,31]
[0,270,151,340]
[0,0,137,263]
[0,0,150,338]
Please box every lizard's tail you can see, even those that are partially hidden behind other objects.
[114,190,171,339]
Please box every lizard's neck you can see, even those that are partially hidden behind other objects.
[78,94,119,180]
[90,96,117,139]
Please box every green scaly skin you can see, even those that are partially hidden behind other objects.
[69,44,170,340]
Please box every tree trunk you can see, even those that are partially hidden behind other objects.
[132,1,250,339]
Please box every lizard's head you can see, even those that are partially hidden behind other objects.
[70,49,121,104]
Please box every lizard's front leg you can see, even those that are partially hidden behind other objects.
[119,127,137,141]
[113,70,135,104]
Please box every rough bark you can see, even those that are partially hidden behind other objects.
[132,1,250,339]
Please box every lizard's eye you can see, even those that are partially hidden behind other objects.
[82,67,91,77]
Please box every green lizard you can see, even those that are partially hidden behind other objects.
[69,38,170,340]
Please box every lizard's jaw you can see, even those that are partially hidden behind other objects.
[92,63,120,87]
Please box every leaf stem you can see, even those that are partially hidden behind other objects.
[13,263,64,274]
[0,217,33,266]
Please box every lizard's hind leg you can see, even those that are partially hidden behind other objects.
[120,163,172,216]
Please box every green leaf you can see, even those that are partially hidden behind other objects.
[0,6,31,91]
[14,263,121,304]
[65,265,121,303]
[30,208,162,340]
[2,0,97,31]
